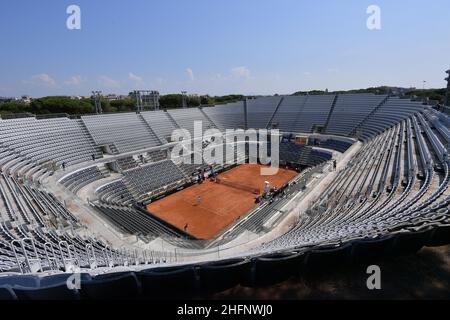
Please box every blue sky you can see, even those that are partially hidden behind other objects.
[0,0,449,97]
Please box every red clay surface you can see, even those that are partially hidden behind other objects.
[146,164,298,240]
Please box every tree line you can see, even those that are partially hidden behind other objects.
[0,94,246,116]
[293,86,447,103]
[2,88,446,117]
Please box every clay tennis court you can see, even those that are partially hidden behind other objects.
[146,164,298,240]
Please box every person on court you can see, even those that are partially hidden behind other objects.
[210,166,218,182]
[263,181,270,198]
[195,195,202,206]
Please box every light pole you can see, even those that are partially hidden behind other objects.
[181,91,187,108]
[445,69,450,107]
[92,91,102,114]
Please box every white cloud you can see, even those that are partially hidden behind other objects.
[128,72,143,83]
[186,68,195,81]
[231,66,251,79]
[98,75,120,88]
[64,75,83,86]
[27,73,57,87]
[303,71,312,76]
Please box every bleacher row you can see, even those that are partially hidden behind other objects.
[92,203,184,241]
[2,93,450,299]
[59,167,106,193]
[123,160,186,199]
[95,180,135,205]
[277,143,332,167]
[81,113,161,154]
[0,169,131,275]
[259,113,450,256]
[116,156,139,171]
[0,94,426,184]
[313,139,353,153]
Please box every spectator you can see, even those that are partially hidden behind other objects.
[200,168,205,181]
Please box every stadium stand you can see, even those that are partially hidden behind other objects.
[1,93,450,299]
[0,118,101,178]
[81,113,161,153]
[202,102,245,131]
[140,111,179,143]
[115,156,139,172]
[95,180,135,205]
[91,203,187,240]
[268,96,308,131]
[310,139,353,153]
[167,108,217,136]
[255,95,336,133]
[291,95,336,133]
[246,96,283,129]
[325,94,389,136]
[59,166,107,193]
[122,160,186,198]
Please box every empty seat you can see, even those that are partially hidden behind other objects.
[351,235,395,262]
[82,113,161,153]
[427,222,450,247]
[0,275,39,288]
[39,273,92,286]
[13,283,80,300]
[251,252,305,287]
[138,266,197,299]
[198,258,251,294]
[304,243,353,271]
[0,286,17,300]
[80,272,140,300]
[390,228,434,255]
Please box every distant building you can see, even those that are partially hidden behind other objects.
[103,94,129,101]
[386,86,415,95]
[0,96,33,104]
[20,95,32,104]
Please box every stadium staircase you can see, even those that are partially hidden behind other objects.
[350,95,391,138]
[108,143,119,155]
[266,97,285,129]
[323,94,339,133]
[137,114,166,145]
[164,110,181,129]
[76,119,103,158]
[199,107,219,130]
[98,165,110,177]
[291,95,310,132]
